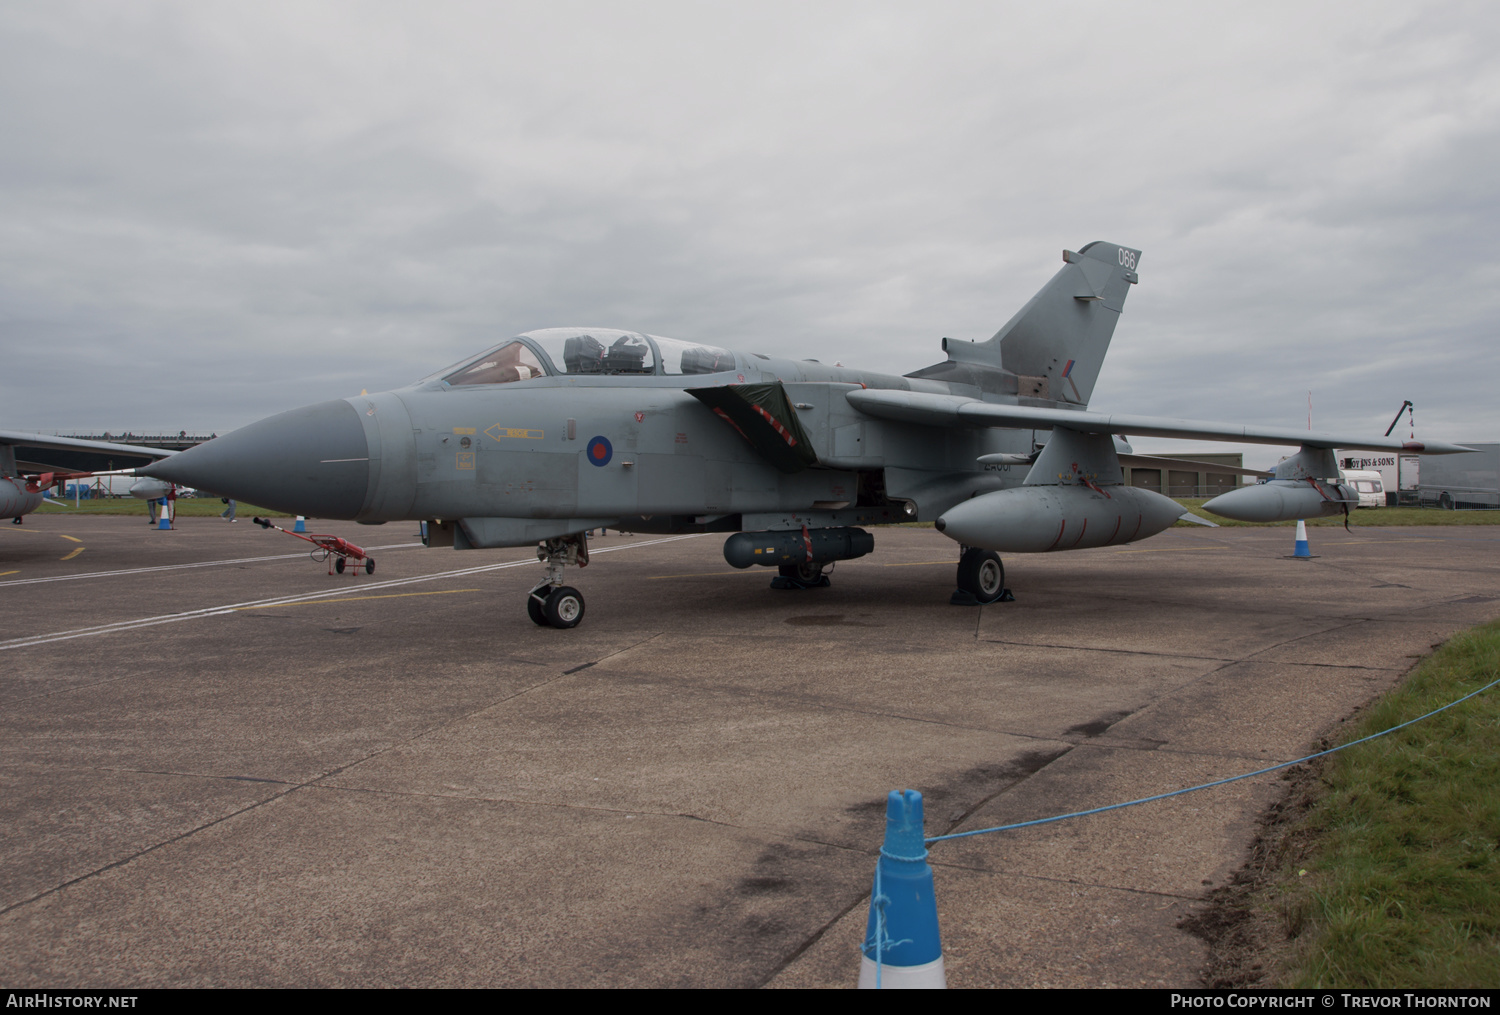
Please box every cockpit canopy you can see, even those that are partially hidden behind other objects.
[527,328,654,376]
[437,328,736,387]
[442,341,546,386]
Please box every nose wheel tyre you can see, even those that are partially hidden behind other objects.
[544,586,585,629]
[956,548,1006,604]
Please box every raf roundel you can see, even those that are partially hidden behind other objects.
[585,436,613,467]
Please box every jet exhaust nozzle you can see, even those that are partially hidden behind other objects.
[724,527,874,569]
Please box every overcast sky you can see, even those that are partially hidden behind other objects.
[2,1,1497,467]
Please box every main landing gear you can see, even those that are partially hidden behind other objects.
[951,547,1012,605]
[528,533,589,629]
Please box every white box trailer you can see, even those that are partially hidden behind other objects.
[1338,452,1420,505]
[1416,442,1500,509]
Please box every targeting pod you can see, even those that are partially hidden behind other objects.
[724,526,874,569]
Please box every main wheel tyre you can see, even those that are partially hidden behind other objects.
[335,557,347,574]
[1439,492,1454,510]
[527,591,549,627]
[778,563,825,583]
[956,548,1005,604]
[544,586,585,629]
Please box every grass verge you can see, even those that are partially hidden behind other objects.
[1277,620,1500,987]
[1189,620,1500,987]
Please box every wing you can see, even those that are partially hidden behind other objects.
[844,390,1473,455]
[0,430,178,474]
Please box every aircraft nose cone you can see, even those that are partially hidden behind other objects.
[142,399,370,519]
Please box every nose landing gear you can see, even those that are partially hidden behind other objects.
[527,533,589,629]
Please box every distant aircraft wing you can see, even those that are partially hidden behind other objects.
[0,430,177,474]
[845,390,1474,455]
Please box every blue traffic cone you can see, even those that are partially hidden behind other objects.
[858,790,946,988]
[157,502,172,530]
[294,516,307,533]
[1293,519,1310,558]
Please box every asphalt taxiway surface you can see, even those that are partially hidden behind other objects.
[2,514,1497,988]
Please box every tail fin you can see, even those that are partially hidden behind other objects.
[996,242,1139,405]
[912,242,1140,406]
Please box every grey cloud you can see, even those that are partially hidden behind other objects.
[1,1,1497,456]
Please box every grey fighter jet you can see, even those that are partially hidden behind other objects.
[1,431,174,523]
[142,242,1471,627]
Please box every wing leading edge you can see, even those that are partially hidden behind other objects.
[0,430,177,474]
[844,390,1473,455]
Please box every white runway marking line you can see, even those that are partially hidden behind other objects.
[0,543,425,588]
[0,534,703,651]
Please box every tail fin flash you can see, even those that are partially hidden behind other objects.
[913,242,1140,406]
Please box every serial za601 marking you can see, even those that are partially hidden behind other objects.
[142,242,1472,628]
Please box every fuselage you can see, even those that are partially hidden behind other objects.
[146,328,1056,543]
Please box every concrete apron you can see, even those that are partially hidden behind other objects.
[0,517,1495,987]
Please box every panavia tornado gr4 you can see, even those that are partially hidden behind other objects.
[2,431,175,523]
[142,242,1471,628]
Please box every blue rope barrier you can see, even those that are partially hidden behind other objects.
[865,861,917,988]
[926,674,1500,845]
